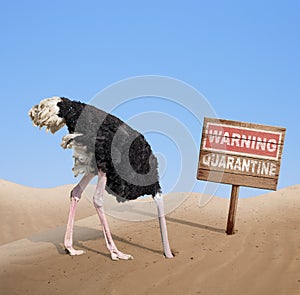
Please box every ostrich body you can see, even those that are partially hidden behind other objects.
[29,97,173,260]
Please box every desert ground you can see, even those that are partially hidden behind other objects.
[0,179,299,295]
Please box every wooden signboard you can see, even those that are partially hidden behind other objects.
[197,117,286,234]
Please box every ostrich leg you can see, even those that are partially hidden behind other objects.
[64,173,95,255]
[154,194,173,258]
[93,171,133,261]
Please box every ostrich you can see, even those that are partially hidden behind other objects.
[29,97,173,260]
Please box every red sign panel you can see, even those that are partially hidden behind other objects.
[203,123,282,160]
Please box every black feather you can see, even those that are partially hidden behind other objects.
[57,97,161,202]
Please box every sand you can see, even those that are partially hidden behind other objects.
[0,179,299,295]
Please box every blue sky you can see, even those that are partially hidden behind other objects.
[1,1,299,198]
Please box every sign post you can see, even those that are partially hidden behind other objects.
[226,185,240,235]
[197,118,286,234]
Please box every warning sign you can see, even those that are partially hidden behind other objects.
[197,118,286,190]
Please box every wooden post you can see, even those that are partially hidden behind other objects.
[226,185,240,235]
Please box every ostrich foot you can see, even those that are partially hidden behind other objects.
[65,247,85,256]
[110,250,133,261]
[164,252,174,259]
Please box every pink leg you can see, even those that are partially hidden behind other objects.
[93,171,133,261]
[154,194,173,258]
[64,173,94,255]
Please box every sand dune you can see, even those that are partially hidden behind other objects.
[0,179,299,295]
[0,179,95,245]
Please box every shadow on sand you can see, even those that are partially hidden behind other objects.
[28,224,163,258]
[28,209,224,258]
[111,206,225,234]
